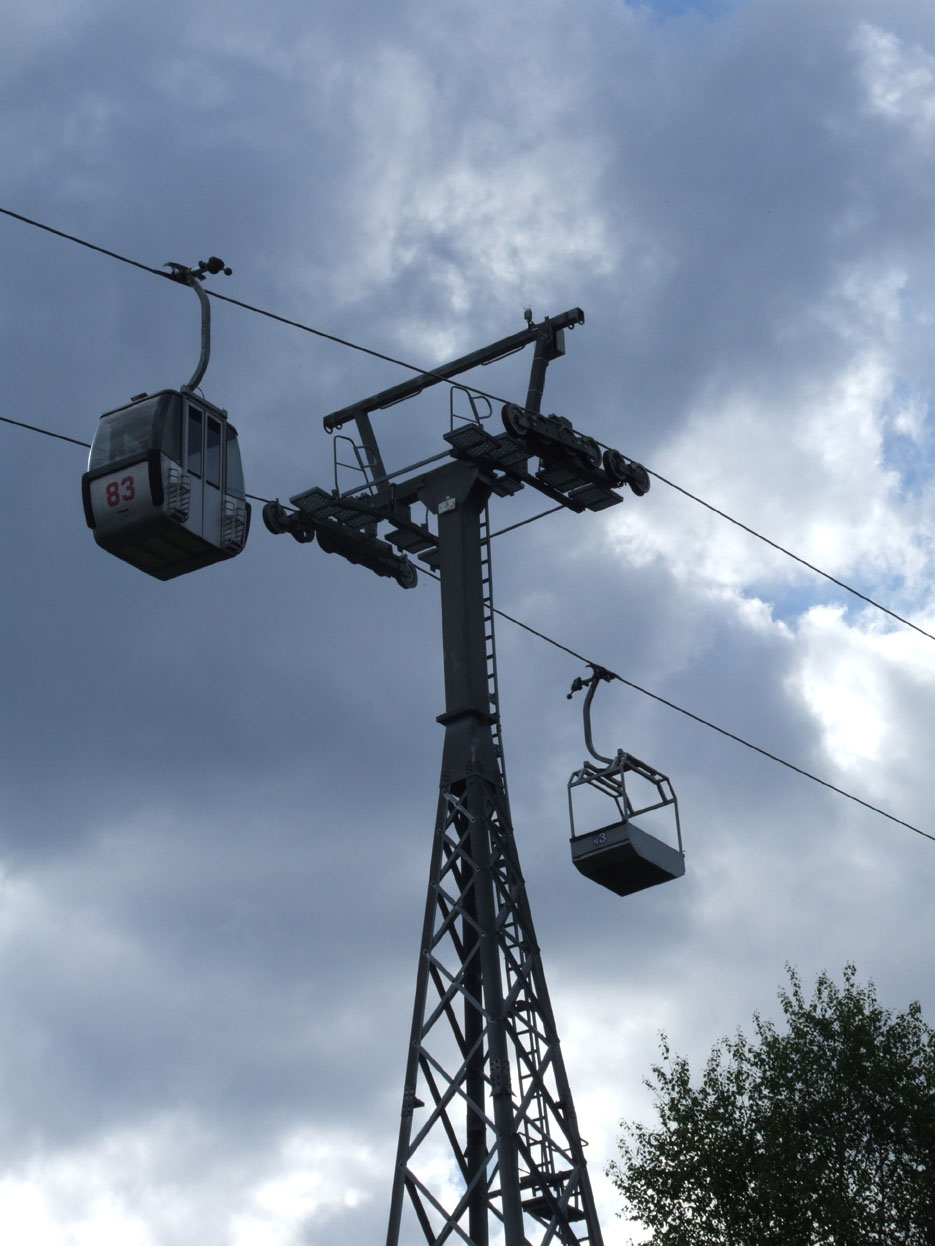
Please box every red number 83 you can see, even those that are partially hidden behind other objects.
[105,476,136,507]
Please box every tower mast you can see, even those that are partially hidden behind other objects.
[385,460,603,1244]
[265,307,656,1243]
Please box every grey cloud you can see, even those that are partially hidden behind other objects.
[4,1,935,1242]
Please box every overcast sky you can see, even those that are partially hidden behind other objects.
[3,1,935,1243]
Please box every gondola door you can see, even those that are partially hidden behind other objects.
[183,397,234,549]
[183,398,207,539]
[204,413,224,540]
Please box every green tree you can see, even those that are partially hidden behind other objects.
[609,966,935,1244]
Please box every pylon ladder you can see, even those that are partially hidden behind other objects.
[480,503,508,791]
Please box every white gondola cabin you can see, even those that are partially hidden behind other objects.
[81,389,249,580]
[567,668,684,897]
[568,752,684,896]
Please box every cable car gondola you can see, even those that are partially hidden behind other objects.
[81,257,250,581]
[567,667,684,897]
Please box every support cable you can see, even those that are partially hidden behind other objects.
[492,603,935,844]
[0,415,272,506]
[2,205,931,646]
[4,407,933,841]
[641,465,935,644]
[419,569,931,844]
[0,414,91,449]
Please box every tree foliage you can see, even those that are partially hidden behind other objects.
[609,966,935,1244]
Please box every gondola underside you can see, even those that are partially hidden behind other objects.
[570,819,685,897]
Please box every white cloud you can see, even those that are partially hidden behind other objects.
[787,603,935,782]
[855,22,935,136]
[607,327,929,605]
[0,1121,380,1246]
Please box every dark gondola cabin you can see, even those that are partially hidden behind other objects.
[81,389,249,580]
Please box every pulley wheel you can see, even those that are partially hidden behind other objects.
[262,499,291,535]
[601,448,629,486]
[577,435,602,471]
[626,462,651,496]
[501,403,529,440]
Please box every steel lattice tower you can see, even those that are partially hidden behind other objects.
[385,464,603,1245]
[264,307,661,1245]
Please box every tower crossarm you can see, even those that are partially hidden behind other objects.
[321,308,585,433]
